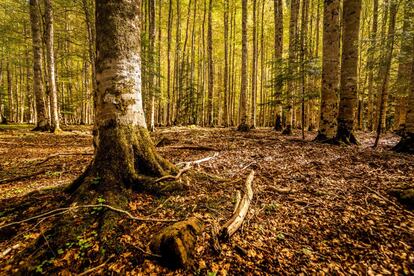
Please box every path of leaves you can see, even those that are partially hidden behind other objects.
[0,125,413,275]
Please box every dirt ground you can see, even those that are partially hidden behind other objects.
[0,125,413,275]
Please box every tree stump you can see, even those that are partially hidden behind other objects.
[150,217,203,268]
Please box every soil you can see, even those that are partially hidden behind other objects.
[0,125,413,275]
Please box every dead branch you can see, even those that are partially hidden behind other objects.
[153,163,191,184]
[165,145,219,151]
[176,152,219,167]
[0,169,47,185]
[220,170,255,240]
[0,204,178,230]
[33,152,93,166]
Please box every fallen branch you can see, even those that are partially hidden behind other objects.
[0,169,47,185]
[153,163,191,184]
[220,170,255,240]
[33,152,93,166]
[165,145,219,151]
[77,255,114,276]
[0,204,178,230]
[176,152,219,167]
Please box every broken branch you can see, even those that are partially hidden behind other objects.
[220,170,255,240]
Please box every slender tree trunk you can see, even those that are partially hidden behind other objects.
[283,0,300,135]
[238,0,249,131]
[30,0,49,131]
[315,0,340,142]
[250,0,258,129]
[149,0,156,131]
[6,62,14,122]
[394,0,413,130]
[166,0,173,125]
[366,0,378,131]
[45,0,60,132]
[336,0,362,144]
[373,0,397,147]
[207,0,214,126]
[273,0,283,131]
[223,0,229,127]
[393,36,414,153]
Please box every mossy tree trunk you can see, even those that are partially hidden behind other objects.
[29,0,50,131]
[315,0,340,142]
[19,0,176,272]
[335,0,362,145]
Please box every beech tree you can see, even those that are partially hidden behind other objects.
[238,0,249,131]
[315,0,340,142]
[20,0,177,269]
[335,0,362,144]
[29,0,49,131]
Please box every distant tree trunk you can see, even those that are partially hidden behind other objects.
[149,0,156,131]
[394,0,413,130]
[335,0,362,144]
[29,0,49,131]
[44,0,60,132]
[238,0,249,131]
[207,0,214,126]
[366,0,379,131]
[373,0,397,147]
[250,0,258,129]
[173,0,181,124]
[283,0,300,135]
[393,37,414,153]
[82,0,96,123]
[6,62,14,122]
[223,0,229,126]
[315,0,340,142]
[166,0,173,125]
[274,0,283,131]
[259,0,265,127]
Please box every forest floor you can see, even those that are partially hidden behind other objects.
[0,124,413,275]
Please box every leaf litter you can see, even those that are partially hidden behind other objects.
[0,125,413,275]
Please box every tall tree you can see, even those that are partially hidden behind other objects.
[335,0,362,144]
[223,0,229,126]
[44,0,60,132]
[284,0,300,135]
[29,0,49,131]
[273,0,283,131]
[393,37,414,153]
[207,0,214,126]
[373,0,397,147]
[238,0,249,131]
[315,0,340,142]
[149,0,156,131]
[251,0,258,128]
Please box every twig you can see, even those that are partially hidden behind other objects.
[165,145,219,151]
[0,204,178,230]
[33,152,93,166]
[0,169,47,185]
[77,255,115,276]
[153,163,191,183]
[176,152,219,167]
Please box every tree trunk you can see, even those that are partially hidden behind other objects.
[207,0,214,126]
[29,0,49,131]
[335,0,362,144]
[366,0,378,131]
[273,0,283,131]
[45,0,60,132]
[373,0,397,147]
[283,0,300,135]
[166,0,173,125]
[19,0,177,271]
[315,0,340,142]
[393,37,414,153]
[223,0,229,126]
[149,0,156,131]
[238,0,249,131]
[250,0,258,129]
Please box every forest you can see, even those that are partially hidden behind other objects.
[0,0,413,274]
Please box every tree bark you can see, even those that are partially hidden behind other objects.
[315,0,340,142]
[29,0,49,131]
[273,0,283,131]
[44,0,60,132]
[335,0,362,144]
[238,0,249,131]
[207,0,214,126]
[250,0,258,129]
